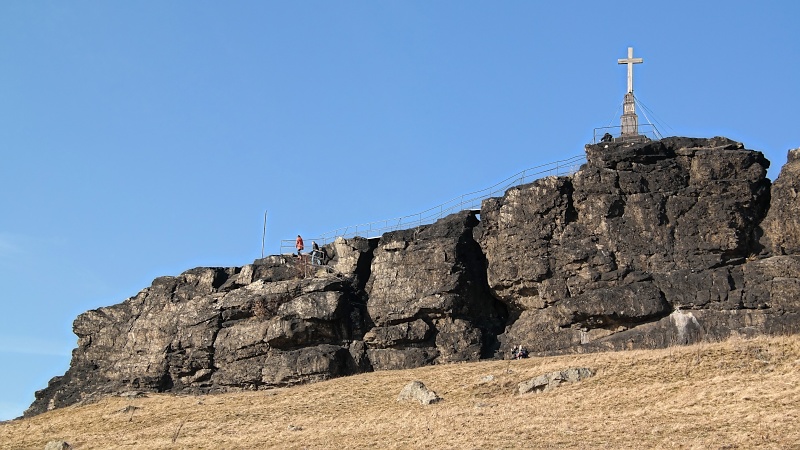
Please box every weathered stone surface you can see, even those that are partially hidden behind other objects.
[260,344,351,387]
[433,318,483,363]
[397,381,442,405]
[761,148,800,255]
[363,211,507,362]
[364,319,431,348]
[25,136,800,418]
[234,256,297,284]
[366,347,438,371]
[518,367,594,394]
[25,263,369,416]
[478,137,785,356]
[264,290,349,349]
[44,441,72,450]
[476,176,575,312]
[347,340,371,372]
[327,237,377,283]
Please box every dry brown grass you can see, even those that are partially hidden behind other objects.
[3,334,800,449]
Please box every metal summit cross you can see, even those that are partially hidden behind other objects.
[617,47,643,137]
[618,47,643,94]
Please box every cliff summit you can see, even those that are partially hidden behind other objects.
[26,136,800,417]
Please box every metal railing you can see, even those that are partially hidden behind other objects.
[592,123,663,144]
[279,154,586,254]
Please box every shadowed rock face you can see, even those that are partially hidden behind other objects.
[25,137,800,418]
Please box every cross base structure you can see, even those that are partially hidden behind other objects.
[620,92,639,137]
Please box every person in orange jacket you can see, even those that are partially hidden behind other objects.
[295,235,304,256]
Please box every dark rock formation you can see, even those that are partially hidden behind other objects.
[761,148,800,255]
[25,136,800,417]
[476,137,800,356]
[364,212,507,369]
[26,259,370,416]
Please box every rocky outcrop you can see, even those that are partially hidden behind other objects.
[44,441,72,450]
[26,261,371,416]
[761,148,800,255]
[397,380,442,405]
[477,137,800,356]
[364,212,507,369]
[26,136,800,417]
[25,211,503,416]
[517,367,595,394]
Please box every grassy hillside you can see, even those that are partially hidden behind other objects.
[3,335,799,449]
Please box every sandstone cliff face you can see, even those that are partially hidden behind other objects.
[26,137,800,417]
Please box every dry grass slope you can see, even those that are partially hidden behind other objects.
[3,335,800,449]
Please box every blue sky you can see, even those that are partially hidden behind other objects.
[1,1,798,420]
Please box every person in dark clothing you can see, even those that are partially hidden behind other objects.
[311,241,322,265]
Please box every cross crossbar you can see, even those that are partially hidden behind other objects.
[617,47,643,93]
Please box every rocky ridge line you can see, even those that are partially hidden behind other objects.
[25,137,800,417]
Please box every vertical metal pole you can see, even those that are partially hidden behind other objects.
[261,210,268,259]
